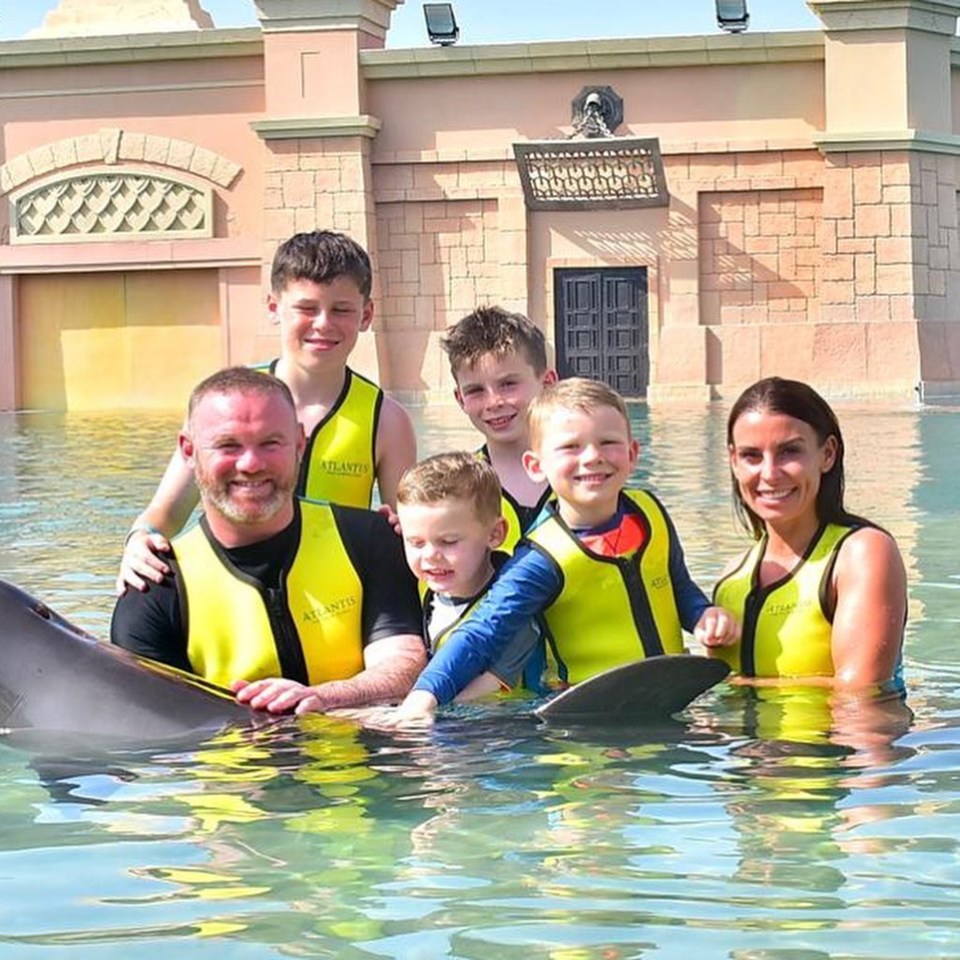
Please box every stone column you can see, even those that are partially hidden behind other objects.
[809,0,960,398]
[252,0,403,385]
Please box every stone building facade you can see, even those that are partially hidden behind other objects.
[1,0,959,410]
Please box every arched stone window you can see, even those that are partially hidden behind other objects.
[10,167,213,243]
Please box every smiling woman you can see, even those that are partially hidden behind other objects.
[711,377,907,688]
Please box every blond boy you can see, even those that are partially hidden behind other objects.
[397,452,541,699]
[394,378,739,724]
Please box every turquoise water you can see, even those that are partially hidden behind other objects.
[0,401,958,958]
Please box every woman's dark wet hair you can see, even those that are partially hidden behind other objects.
[727,377,860,539]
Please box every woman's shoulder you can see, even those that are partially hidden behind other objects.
[834,522,905,580]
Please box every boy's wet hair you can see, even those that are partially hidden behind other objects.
[397,452,502,525]
[527,377,631,449]
[270,230,373,298]
[441,306,549,379]
[187,366,296,422]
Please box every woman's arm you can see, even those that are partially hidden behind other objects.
[829,526,906,687]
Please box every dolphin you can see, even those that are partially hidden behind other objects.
[0,577,257,746]
[534,654,731,723]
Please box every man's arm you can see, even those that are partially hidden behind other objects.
[232,634,426,714]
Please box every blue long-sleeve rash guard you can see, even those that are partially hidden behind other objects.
[414,496,710,705]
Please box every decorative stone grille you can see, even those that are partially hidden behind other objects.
[513,139,669,211]
[11,169,213,244]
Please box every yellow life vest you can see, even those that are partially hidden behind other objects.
[524,490,684,685]
[712,522,857,678]
[173,499,365,688]
[255,363,381,508]
[476,446,552,553]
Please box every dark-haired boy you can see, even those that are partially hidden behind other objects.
[118,230,416,592]
[442,305,557,550]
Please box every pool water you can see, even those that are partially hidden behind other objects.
[0,400,958,958]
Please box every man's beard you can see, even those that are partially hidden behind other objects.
[196,465,296,526]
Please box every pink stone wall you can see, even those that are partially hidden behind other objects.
[2,21,959,408]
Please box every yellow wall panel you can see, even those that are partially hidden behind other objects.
[19,270,222,411]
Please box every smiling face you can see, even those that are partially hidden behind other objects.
[180,388,305,546]
[398,496,506,598]
[523,403,638,528]
[454,351,556,448]
[269,276,373,373]
[728,409,838,539]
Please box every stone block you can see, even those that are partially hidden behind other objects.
[866,320,920,382]
[875,236,913,264]
[854,254,876,295]
[759,323,816,380]
[876,262,914,296]
[855,204,891,238]
[720,325,762,384]
[142,135,170,166]
[867,322,920,380]
[189,147,218,181]
[53,138,80,167]
[853,165,882,205]
[888,295,916,321]
[166,138,195,172]
[281,171,315,208]
[856,295,891,323]
[820,281,855,304]
[821,254,854,281]
[654,326,706,384]
[812,323,866,380]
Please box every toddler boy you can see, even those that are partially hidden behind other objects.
[396,451,540,700]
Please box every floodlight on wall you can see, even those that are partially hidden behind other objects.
[424,3,459,46]
[716,0,749,33]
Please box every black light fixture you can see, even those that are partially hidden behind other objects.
[716,0,749,33]
[424,3,459,46]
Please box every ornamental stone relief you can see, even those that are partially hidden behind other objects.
[11,169,213,244]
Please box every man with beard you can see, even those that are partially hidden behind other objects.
[111,367,425,715]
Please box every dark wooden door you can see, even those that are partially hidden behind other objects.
[554,267,648,397]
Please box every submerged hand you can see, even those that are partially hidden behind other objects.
[354,691,439,730]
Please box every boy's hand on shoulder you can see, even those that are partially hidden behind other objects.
[694,605,741,648]
[376,502,402,535]
[116,529,172,595]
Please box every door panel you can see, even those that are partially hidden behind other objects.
[554,267,648,397]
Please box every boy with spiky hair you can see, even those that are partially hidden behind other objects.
[442,305,557,550]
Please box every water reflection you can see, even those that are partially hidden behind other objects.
[0,401,958,956]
